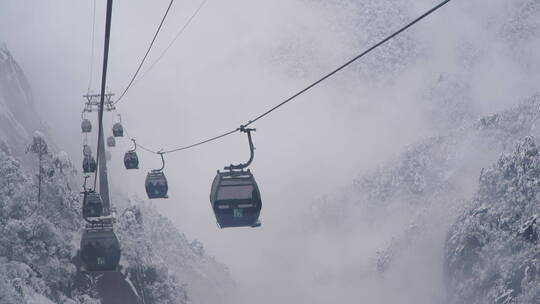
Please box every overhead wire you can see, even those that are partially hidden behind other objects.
[132,0,209,86]
[87,0,97,92]
[243,0,452,128]
[138,143,160,155]
[114,0,175,105]
[162,128,240,154]
[123,0,454,156]
[123,125,161,154]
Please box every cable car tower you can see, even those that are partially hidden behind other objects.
[80,93,121,273]
[82,92,115,216]
[83,92,116,113]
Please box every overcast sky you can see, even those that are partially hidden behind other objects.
[1,0,540,303]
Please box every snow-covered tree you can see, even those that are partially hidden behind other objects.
[26,131,49,206]
[0,139,92,304]
[446,137,540,304]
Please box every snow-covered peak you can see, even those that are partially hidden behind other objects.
[0,43,52,155]
[0,42,8,62]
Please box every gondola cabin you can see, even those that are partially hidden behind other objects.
[210,170,262,228]
[83,155,97,173]
[107,136,116,147]
[145,170,168,199]
[124,151,139,169]
[112,123,123,137]
[80,224,121,272]
[83,191,103,218]
[81,119,92,133]
[83,145,92,157]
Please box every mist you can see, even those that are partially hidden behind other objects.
[1,0,539,303]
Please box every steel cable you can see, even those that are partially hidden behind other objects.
[87,0,97,92]
[133,0,209,87]
[115,0,175,105]
[124,0,453,156]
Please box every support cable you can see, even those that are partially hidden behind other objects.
[115,0,175,105]
[161,128,239,154]
[243,0,452,128]
[87,0,97,92]
[125,0,453,156]
[132,0,209,87]
[123,126,160,154]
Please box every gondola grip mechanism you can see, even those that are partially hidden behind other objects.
[225,127,256,171]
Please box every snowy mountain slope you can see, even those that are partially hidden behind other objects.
[305,0,540,256]
[0,135,93,304]
[0,44,233,303]
[312,94,540,231]
[0,121,231,304]
[258,1,540,301]
[118,202,232,304]
[0,43,51,156]
[302,93,540,304]
[445,137,540,304]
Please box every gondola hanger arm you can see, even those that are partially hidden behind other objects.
[156,151,165,172]
[129,138,137,152]
[225,127,256,171]
[82,175,90,192]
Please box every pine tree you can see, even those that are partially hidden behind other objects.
[26,131,49,206]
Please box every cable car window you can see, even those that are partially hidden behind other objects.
[221,179,251,186]
[217,185,254,200]
[154,178,166,186]
[238,203,254,208]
